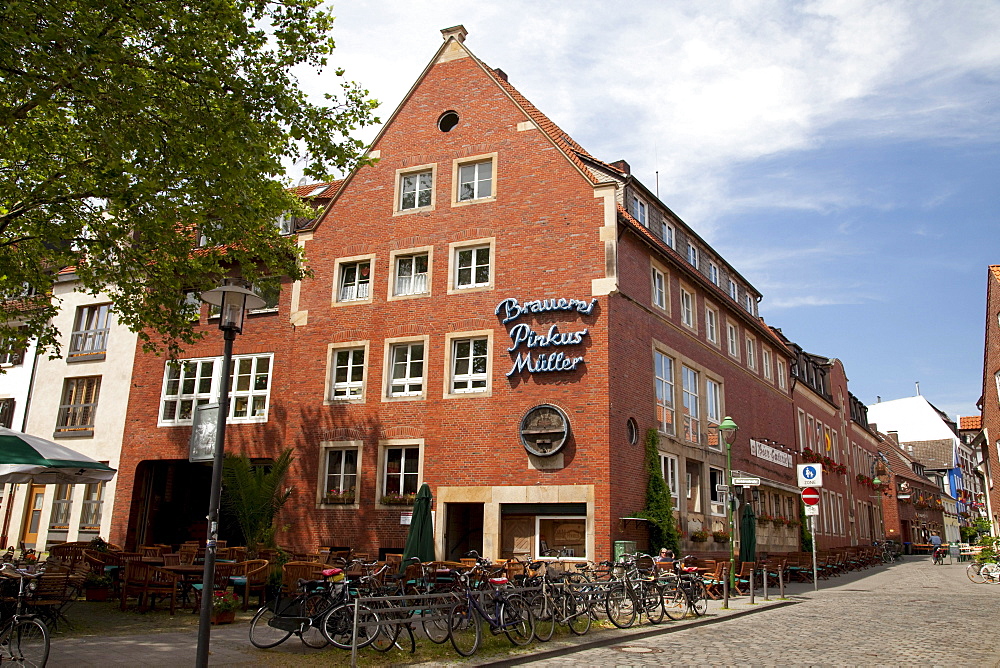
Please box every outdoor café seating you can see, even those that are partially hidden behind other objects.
[231,559,269,610]
[119,561,180,615]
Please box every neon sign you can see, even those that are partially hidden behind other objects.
[496,297,595,377]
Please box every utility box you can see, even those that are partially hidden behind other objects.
[613,540,637,562]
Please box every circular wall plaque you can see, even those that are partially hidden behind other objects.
[519,404,570,457]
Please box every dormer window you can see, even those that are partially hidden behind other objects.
[631,195,647,226]
[275,214,294,235]
[687,243,698,268]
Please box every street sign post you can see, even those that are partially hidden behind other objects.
[797,464,823,487]
[801,487,820,506]
[732,477,761,486]
[803,505,819,516]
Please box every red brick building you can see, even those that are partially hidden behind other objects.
[110,26,888,560]
[977,265,1000,533]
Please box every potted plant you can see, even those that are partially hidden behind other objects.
[88,536,111,553]
[379,491,416,505]
[211,591,241,624]
[712,530,731,543]
[756,514,773,526]
[691,530,709,543]
[84,572,113,601]
[324,488,355,504]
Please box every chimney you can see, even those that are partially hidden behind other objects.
[610,159,631,175]
[441,25,468,43]
[493,68,508,82]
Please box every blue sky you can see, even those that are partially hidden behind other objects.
[296,1,1000,419]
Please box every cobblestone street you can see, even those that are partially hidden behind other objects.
[485,555,1000,667]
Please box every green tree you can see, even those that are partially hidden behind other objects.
[638,428,680,555]
[0,0,378,357]
[222,448,293,558]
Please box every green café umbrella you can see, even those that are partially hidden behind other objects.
[739,503,757,564]
[0,427,116,484]
[401,483,435,568]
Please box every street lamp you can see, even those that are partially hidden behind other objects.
[716,416,739,588]
[195,278,264,668]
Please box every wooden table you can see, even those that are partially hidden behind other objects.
[161,564,205,608]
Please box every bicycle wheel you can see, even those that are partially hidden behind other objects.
[967,562,988,584]
[529,592,556,642]
[500,595,534,647]
[370,615,403,652]
[249,605,293,649]
[300,594,331,648]
[449,601,481,657]
[689,580,709,616]
[321,603,381,650]
[604,584,636,628]
[567,592,592,635]
[983,563,1000,584]
[2,618,49,667]
[420,597,453,644]
[643,581,664,624]
[662,583,688,621]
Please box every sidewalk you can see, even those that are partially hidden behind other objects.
[44,561,875,666]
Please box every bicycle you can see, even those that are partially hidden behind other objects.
[448,553,535,657]
[658,557,708,619]
[966,560,1000,584]
[525,561,591,641]
[931,545,946,565]
[604,554,663,628]
[0,562,49,667]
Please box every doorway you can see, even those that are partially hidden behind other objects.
[20,485,45,549]
[445,503,483,561]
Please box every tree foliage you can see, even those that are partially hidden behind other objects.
[638,428,680,555]
[222,448,293,558]
[0,0,378,357]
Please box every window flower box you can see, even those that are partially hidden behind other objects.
[324,490,355,504]
[690,530,709,543]
[712,530,731,543]
[380,492,416,506]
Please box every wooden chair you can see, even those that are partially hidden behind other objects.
[191,561,238,608]
[280,561,326,595]
[733,561,756,596]
[26,569,79,630]
[119,561,180,615]
[105,552,144,595]
[162,553,181,566]
[384,553,403,572]
[232,559,269,610]
[138,545,165,559]
[178,545,198,565]
[702,562,729,599]
[228,546,247,563]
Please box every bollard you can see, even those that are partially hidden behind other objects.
[763,565,769,601]
[749,566,755,604]
[722,567,730,609]
[779,563,785,598]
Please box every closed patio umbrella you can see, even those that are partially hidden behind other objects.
[401,483,435,568]
[0,427,116,484]
[739,503,757,564]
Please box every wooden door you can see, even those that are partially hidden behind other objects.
[21,485,45,548]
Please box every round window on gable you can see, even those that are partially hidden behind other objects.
[438,110,459,132]
[626,418,638,445]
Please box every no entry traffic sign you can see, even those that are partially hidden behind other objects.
[801,487,820,506]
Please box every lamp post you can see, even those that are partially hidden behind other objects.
[716,416,739,587]
[195,278,264,668]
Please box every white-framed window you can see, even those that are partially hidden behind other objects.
[705,306,718,345]
[631,195,647,226]
[56,376,101,436]
[762,348,773,381]
[709,467,726,515]
[687,243,698,268]
[728,279,738,301]
[777,360,787,390]
[727,323,739,358]
[663,223,675,248]
[381,443,421,501]
[387,341,425,398]
[321,442,360,504]
[336,258,372,303]
[450,336,489,394]
[79,481,105,530]
[682,366,699,444]
[706,378,722,433]
[451,242,492,291]
[399,169,434,211]
[745,294,755,314]
[393,252,430,297]
[745,336,756,370]
[686,472,693,500]
[654,350,675,436]
[708,262,719,286]
[455,157,495,203]
[651,267,666,310]
[69,303,111,359]
[328,345,367,400]
[660,453,679,499]
[536,516,587,561]
[159,353,273,425]
[0,327,26,366]
[680,288,694,328]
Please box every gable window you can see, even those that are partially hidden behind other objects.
[682,366,699,444]
[69,303,111,360]
[654,351,675,436]
[709,262,719,286]
[727,323,739,358]
[651,267,666,310]
[450,337,489,393]
[389,342,424,397]
[275,213,295,235]
[324,446,359,504]
[329,346,366,400]
[660,454,679,498]
[338,260,371,302]
[680,288,694,328]
[159,354,272,425]
[631,195,647,225]
[687,243,698,268]
[705,307,719,345]
[382,445,420,499]
[394,253,429,296]
[458,160,493,202]
[399,169,433,210]
[453,244,492,290]
[56,376,101,437]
